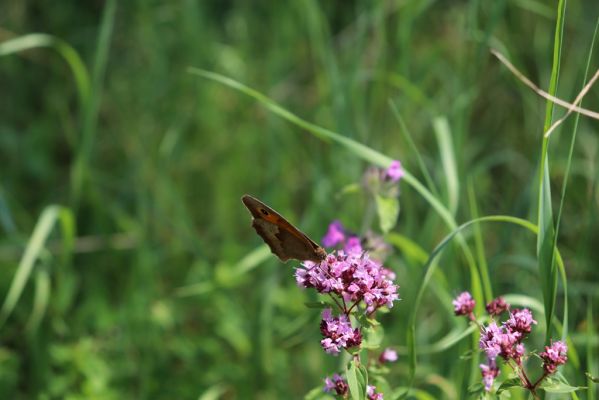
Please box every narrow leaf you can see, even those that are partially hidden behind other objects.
[375,195,399,233]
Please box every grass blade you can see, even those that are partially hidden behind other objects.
[587,301,597,400]
[70,0,116,207]
[0,206,75,329]
[0,33,90,104]
[433,117,459,215]
[388,100,440,199]
[536,0,566,343]
[26,265,51,335]
[467,180,493,302]
[553,15,599,343]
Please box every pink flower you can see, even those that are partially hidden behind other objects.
[379,347,398,363]
[540,340,568,374]
[486,297,509,316]
[504,308,536,338]
[480,359,500,392]
[385,160,404,183]
[367,385,384,400]
[296,251,399,315]
[344,236,363,254]
[479,322,503,360]
[323,373,348,395]
[452,291,475,316]
[479,321,524,361]
[319,309,362,355]
[322,220,346,247]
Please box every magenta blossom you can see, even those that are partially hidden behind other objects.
[385,160,404,183]
[479,322,503,360]
[504,308,536,338]
[319,308,362,355]
[366,385,384,400]
[486,297,509,316]
[452,291,476,316]
[480,358,500,392]
[479,321,524,361]
[344,236,363,254]
[322,220,346,247]
[379,347,398,363]
[295,251,399,315]
[540,340,568,374]
[323,373,348,396]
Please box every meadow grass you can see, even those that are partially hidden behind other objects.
[1,1,598,399]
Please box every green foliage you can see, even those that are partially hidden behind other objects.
[1,1,598,399]
[346,359,368,400]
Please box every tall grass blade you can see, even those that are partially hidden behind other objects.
[587,301,597,400]
[0,33,90,104]
[467,181,493,302]
[554,15,599,343]
[537,0,566,343]
[0,206,75,329]
[433,117,459,215]
[388,100,440,198]
[26,266,50,335]
[70,0,116,207]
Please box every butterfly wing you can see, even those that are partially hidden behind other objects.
[241,195,326,263]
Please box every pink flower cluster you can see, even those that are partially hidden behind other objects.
[478,308,536,391]
[452,292,568,393]
[479,321,527,361]
[540,340,568,374]
[323,374,348,396]
[319,309,362,355]
[296,251,399,315]
[323,374,383,399]
[452,291,476,316]
[485,297,509,316]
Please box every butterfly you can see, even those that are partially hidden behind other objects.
[241,194,327,263]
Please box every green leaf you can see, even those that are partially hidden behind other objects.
[540,378,585,393]
[362,325,384,349]
[467,382,484,395]
[304,386,330,400]
[585,372,599,383]
[346,359,368,400]
[497,378,521,393]
[375,195,399,234]
[498,390,512,399]
[198,384,228,400]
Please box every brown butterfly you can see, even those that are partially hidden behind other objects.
[241,194,327,263]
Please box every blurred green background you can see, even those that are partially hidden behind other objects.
[1,1,598,399]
